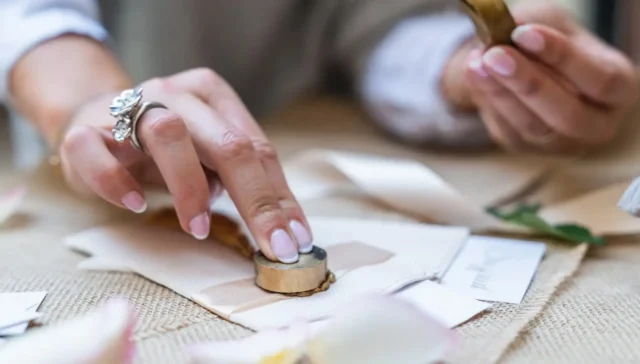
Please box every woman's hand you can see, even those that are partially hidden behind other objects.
[443,3,639,154]
[58,68,312,263]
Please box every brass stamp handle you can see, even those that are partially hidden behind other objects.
[460,0,517,46]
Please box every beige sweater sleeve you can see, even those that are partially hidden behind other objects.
[321,0,492,150]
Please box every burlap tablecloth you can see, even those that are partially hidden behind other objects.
[1,96,639,363]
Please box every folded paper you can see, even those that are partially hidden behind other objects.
[65,217,469,331]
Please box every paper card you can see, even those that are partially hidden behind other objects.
[0,186,26,225]
[440,236,546,304]
[395,281,491,328]
[0,292,47,336]
[65,217,469,331]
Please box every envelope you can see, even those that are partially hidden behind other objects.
[65,217,469,331]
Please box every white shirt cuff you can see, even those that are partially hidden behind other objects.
[0,8,108,102]
[360,12,492,149]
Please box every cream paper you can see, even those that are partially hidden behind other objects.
[283,150,640,237]
[65,217,469,331]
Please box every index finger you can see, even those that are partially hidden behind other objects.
[511,24,638,105]
[167,68,314,253]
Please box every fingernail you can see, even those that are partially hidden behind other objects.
[189,212,210,240]
[483,48,516,76]
[512,25,545,53]
[270,229,299,263]
[289,220,313,253]
[121,191,147,213]
[468,58,489,78]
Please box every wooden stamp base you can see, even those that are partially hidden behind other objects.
[254,246,329,294]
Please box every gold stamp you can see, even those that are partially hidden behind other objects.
[254,246,331,295]
[460,0,517,46]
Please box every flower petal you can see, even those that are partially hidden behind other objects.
[0,186,26,225]
[308,295,455,364]
[0,299,135,364]
[188,321,310,364]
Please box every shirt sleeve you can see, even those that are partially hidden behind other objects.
[360,12,493,150]
[0,0,109,102]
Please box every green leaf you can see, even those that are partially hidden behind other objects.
[487,204,606,246]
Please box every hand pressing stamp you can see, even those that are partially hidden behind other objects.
[460,0,517,46]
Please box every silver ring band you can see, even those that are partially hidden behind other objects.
[130,101,167,151]
[110,87,167,152]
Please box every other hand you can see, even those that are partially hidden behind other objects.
[443,2,639,154]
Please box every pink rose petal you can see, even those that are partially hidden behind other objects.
[0,186,27,225]
[0,298,136,364]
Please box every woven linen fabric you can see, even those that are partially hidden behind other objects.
[0,163,586,364]
[6,97,637,363]
[501,241,640,364]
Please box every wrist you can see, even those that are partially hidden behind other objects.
[440,38,479,111]
[9,35,132,150]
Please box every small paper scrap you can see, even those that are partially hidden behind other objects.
[441,236,546,304]
[0,292,47,336]
[0,299,134,364]
[0,186,26,225]
[395,280,491,328]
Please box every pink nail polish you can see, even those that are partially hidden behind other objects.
[483,48,517,76]
[270,229,299,263]
[512,25,545,53]
[121,191,147,213]
[289,220,313,253]
[189,213,210,240]
[468,58,489,78]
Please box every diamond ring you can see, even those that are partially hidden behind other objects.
[110,87,166,151]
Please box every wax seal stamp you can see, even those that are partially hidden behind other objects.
[460,0,517,46]
[254,246,332,295]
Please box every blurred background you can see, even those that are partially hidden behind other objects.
[0,0,638,172]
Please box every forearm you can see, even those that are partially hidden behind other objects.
[9,35,132,149]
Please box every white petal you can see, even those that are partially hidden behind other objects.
[0,299,135,364]
[308,295,455,364]
[188,321,310,364]
[0,186,26,224]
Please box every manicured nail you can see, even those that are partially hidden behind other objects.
[189,212,210,240]
[121,191,147,213]
[289,220,313,253]
[512,25,545,53]
[468,58,489,78]
[483,48,516,76]
[270,229,299,263]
